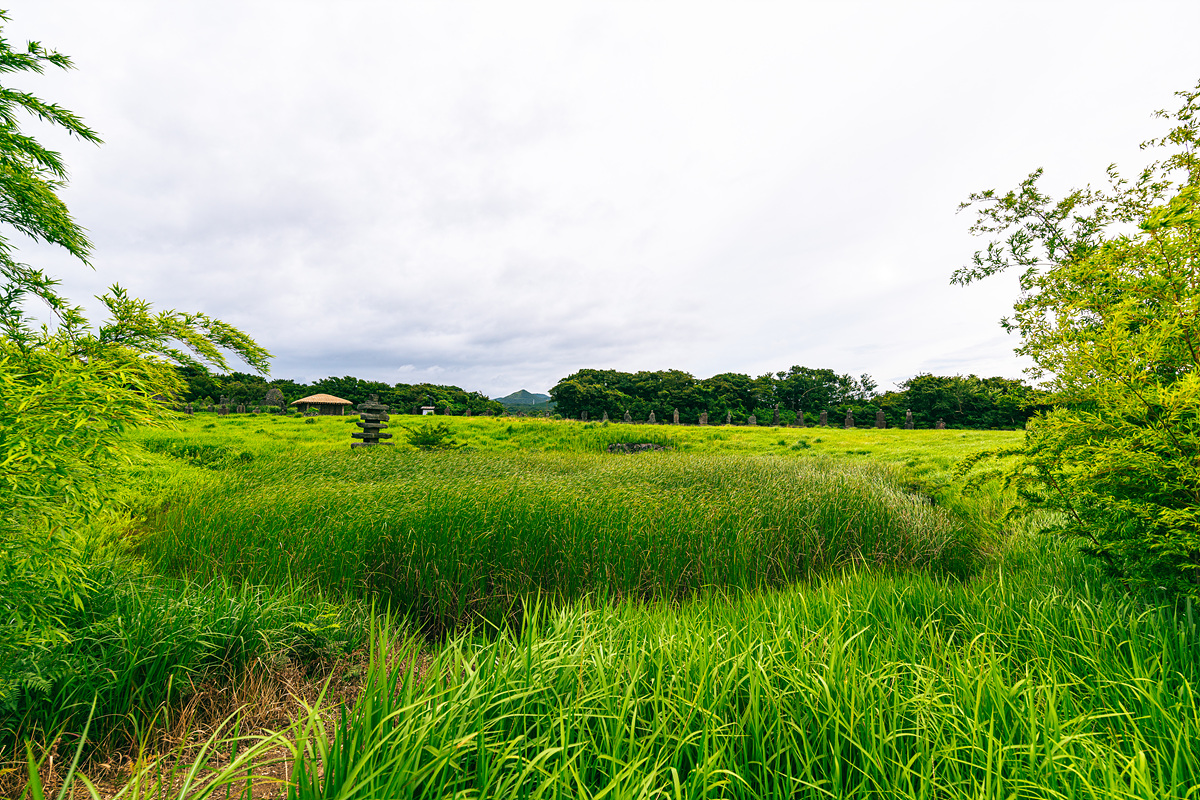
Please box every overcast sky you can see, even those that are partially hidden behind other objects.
[7,2,1200,396]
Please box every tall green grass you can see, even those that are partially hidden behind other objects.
[0,566,366,762]
[140,450,976,635]
[286,535,1200,798]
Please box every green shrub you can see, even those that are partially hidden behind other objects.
[402,421,456,450]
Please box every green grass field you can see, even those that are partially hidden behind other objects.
[8,413,1200,799]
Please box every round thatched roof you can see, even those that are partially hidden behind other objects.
[290,393,352,406]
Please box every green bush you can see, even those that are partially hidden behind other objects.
[402,421,456,450]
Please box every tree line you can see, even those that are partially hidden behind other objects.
[177,365,505,416]
[549,367,1044,429]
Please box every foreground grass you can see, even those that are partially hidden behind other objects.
[289,541,1199,799]
[0,569,369,789]
[25,532,1200,799]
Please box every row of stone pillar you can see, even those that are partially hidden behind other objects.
[577,407,946,429]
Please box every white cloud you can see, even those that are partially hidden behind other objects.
[6,1,1198,395]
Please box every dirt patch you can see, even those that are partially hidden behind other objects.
[606,442,666,454]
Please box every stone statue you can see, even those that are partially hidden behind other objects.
[352,394,394,448]
[904,409,913,429]
[624,410,632,423]
[748,414,757,426]
[602,411,609,423]
[699,411,708,425]
[819,411,828,427]
[726,411,732,425]
[936,418,946,430]
[876,410,886,428]
[772,405,780,426]
[672,408,679,425]
[795,408,805,428]
[648,410,656,424]
[844,411,855,429]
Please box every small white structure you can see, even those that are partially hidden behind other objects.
[420,406,436,415]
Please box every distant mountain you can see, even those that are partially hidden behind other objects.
[496,389,551,405]
[495,389,554,411]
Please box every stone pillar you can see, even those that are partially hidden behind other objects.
[935,418,946,430]
[699,411,708,425]
[581,410,588,422]
[819,410,828,427]
[795,408,805,428]
[648,410,656,424]
[464,409,472,417]
[844,411,855,429]
[904,409,914,429]
[186,403,193,415]
[445,407,453,416]
[726,411,732,425]
[748,414,757,426]
[672,408,679,425]
[352,394,394,448]
[772,405,780,426]
[624,410,632,423]
[237,404,245,414]
[602,411,609,423]
[876,410,886,428]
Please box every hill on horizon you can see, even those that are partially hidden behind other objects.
[495,389,554,411]
[495,389,551,405]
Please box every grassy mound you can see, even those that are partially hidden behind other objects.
[139,448,977,636]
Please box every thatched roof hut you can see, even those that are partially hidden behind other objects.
[290,393,353,415]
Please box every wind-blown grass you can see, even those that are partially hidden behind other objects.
[139,449,977,635]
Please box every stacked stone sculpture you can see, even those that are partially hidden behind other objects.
[352,394,394,448]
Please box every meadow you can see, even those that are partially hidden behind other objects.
[6,413,1200,799]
